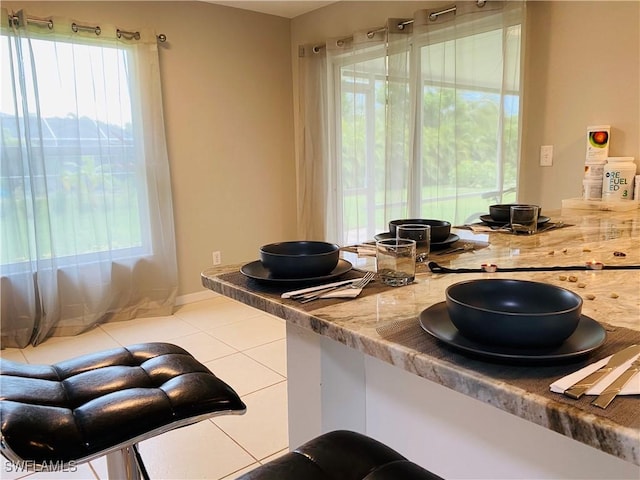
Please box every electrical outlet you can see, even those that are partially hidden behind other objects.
[540,145,553,166]
[212,251,221,265]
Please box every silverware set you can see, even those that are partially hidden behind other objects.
[284,272,376,304]
[592,357,640,408]
[563,344,640,408]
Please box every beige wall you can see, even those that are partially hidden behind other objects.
[521,1,639,207]
[5,1,297,296]
[292,1,640,209]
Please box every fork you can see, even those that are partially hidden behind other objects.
[298,272,375,303]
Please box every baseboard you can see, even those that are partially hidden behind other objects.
[175,289,219,306]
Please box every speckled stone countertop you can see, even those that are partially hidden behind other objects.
[202,207,640,466]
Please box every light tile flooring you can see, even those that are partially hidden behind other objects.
[0,296,289,480]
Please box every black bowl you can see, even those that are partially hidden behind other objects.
[489,204,541,223]
[445,279,582,347]
[388,219,451,243]
[260,241,340,279]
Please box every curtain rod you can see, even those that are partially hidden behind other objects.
[305,0,487,55]
[8,11,167,42]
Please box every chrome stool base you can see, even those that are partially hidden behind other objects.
[106,445,145,480]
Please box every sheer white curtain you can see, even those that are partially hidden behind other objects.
[0,9,177,347]
[296,43,330,241]
[297,1,524,245]
[412,1,523,225]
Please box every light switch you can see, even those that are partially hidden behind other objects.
[540,145,553,166]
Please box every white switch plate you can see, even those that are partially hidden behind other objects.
[540,145,553,166]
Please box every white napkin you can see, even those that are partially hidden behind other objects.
[550,353,640,396]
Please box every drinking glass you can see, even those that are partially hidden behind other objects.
[510,205,540,234]
[376,238,416,286]
[396,224,430,262]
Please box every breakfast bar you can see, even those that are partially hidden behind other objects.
[202,207,640,479]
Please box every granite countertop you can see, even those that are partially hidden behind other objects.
[201,207,640,466]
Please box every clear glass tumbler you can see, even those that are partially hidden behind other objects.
[376,238,416,286]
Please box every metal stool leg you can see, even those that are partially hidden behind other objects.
[106,445,143,480]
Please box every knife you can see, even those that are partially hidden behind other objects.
[563,344,640,399]
[591,357,640,408]
[281,279,357,299]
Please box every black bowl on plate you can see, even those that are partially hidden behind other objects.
[259,241,340,278]
[445,279,582,348]
[388,219,451,243]
[489,204,541,223]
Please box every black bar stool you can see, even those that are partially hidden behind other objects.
[237,430,444,480]
[0,342,246,479]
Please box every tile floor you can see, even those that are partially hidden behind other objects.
[0,295,289,480]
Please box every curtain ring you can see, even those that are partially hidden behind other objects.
[117,29,141,40]
[366,26,386,39]
[71,22,101,35]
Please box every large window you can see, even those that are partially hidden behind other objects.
[1,37,146,266]
[331,7,522,244]
[1,12,176,348]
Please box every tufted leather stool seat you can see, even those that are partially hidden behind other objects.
[237,430,443,480]
[0,342,246,479]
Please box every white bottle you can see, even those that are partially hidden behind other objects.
[601,157,636,200]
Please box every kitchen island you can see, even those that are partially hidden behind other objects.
[202,207,640,479]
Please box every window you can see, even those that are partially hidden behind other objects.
[329,6,522,244]
[1,35,148,267]
[1,13,176,348]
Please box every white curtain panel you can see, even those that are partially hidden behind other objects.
[296,44,330,241]
[297,0,524,245]
[0,10,178,347]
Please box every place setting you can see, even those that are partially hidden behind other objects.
[413,275,638,408]
[373,218,460,251]
[236,240,382,305]
[411,277,639,411]
[417,278,608,365]
[347,218,486,261]
[456,203,567,234]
